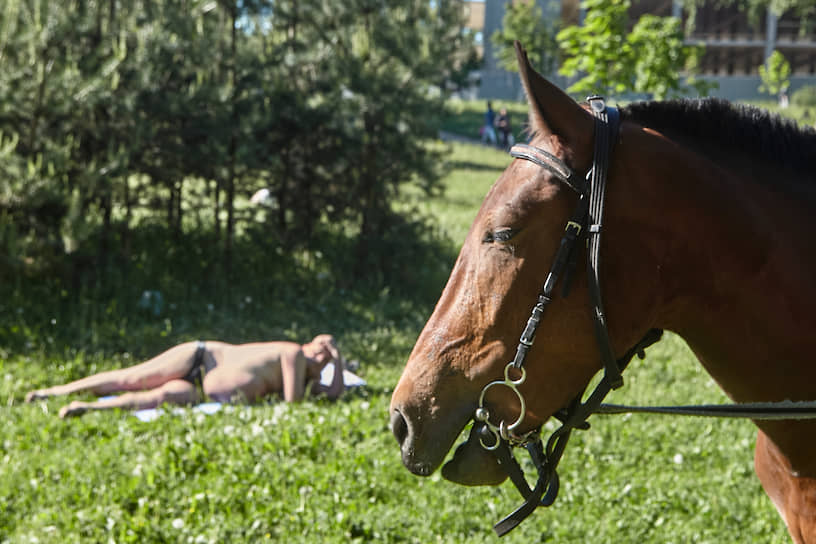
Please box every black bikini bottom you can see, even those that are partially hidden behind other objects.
[181,340,208,387]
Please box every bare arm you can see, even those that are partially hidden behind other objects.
[280,349,307,402]
[309,351,345,401]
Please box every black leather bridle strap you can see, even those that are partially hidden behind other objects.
[510,196,588,370]
[597,400,816,419]
[475,423,535,498]
[509,143,587,195]
[492,446,551,536]
[586,97,623,389]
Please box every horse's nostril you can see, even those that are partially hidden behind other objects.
[390,409,408,446]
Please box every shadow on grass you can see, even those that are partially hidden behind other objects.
[0,213,458,366]
[447,160,505,173]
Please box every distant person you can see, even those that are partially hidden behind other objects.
[26,335,346,418]
[481,101,497,145]
[496,107,513,149]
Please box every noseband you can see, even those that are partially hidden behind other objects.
[472,97,663,536]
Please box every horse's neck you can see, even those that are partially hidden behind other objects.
[610,129,816,404]
[608,129,816,475]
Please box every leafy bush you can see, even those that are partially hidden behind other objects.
[792,85,816,107]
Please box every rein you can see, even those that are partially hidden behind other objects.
[472,97,816,537]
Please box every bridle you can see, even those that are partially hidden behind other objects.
[471,96,816,537]
[471,95,649,536]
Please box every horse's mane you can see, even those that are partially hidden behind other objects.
[620,98,816,183]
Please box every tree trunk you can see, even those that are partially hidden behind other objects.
[212,178,221,240]
[167,180,175,227]
[223,2,238,281]
[122,175,131,260]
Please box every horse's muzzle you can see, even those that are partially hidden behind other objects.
[390,408,434,476]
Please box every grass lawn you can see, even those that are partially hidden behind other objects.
[1,142,789,543]
[443,99,530,144]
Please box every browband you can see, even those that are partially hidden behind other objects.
[509,143,587,195]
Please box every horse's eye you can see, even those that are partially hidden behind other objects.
[482,228,517,244]
[493,229,516,243]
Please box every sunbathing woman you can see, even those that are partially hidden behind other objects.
[25,334,345,418]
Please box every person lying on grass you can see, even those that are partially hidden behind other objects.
[25,334,345,418]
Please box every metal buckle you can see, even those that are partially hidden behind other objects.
[565,220,582,235]
[475,362,529,449]
[587,95,606,113]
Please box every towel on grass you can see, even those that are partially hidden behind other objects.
[101,362,366,422]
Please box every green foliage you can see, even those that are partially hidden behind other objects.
[628,15,716,99]
[679,0,814,35]
[792,85,816,108]
[491,0,558,75]
[557,0,713,99]
[557,0,632,97]
[759,50,792,100]
[0,0,472,285]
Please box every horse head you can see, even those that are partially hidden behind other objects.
[389,42,659,486]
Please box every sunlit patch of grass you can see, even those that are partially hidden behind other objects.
[443,99,529,143]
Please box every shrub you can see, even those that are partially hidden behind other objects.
[792,85,816,107]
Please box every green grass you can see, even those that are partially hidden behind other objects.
[0,142,790,543]
[750,99,816,128]
[443,99,530,143]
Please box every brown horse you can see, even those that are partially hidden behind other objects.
[390,42,816,542]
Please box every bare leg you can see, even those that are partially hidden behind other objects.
[27,342,202,402]
[59,379,198,418]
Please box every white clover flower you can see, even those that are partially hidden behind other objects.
[621,483,633,495]
[673,453,684,465]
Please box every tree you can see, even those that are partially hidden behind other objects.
[557,0,712,99]
[0,0,472,288]
[240,0,470,276]
[627,14,713,99]
[0,0,141,270]
[759,50,792,104]
[491,0,558,75]
[557,0,631,96]
[679,0,814,35]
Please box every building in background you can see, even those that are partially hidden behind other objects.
[464,0,563,99]
[467,0,816,100]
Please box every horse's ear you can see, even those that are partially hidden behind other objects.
[514,41,593,147]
